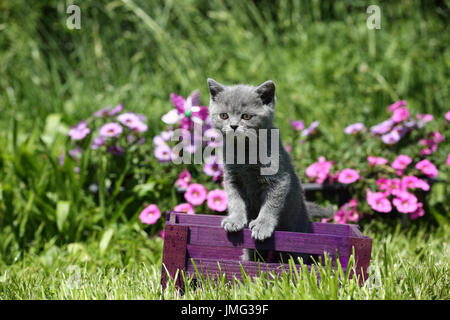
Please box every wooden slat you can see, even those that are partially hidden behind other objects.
[185,224,351,256]
[349,237,373,285]
[161,224,188,291]
[187,244,243,260]
[167,211,355,237]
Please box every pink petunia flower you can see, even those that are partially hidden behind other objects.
[184,183,207,206]
[391,107,410,122]
[337,168,360,184]
[173,203,195,215]
[333,199,361,224]
[367,156,388,166]
[175,169,192,190]
[139,204,161,225]
[445,111,450,121]
[401,176,418,190]
[410,202,425,220]
[416,113,433,123]
[99,122,123,138]
[447,154,450,166]
[366,189,392,213]
[207,189,228,212]
[392,192,418,213]
[376,178,390,191]
[391,155,412,171]
[387,100,407,112]
[305,156,333,184]
[415,159,438,178]
[69,121,91,140]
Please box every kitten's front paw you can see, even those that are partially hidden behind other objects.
[249,218,275,241]
[221,216,246,233]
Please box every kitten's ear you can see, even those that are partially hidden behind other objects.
[255,80,276,105]
[207,78,225,101]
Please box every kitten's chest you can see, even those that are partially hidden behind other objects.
[228,165,271,195]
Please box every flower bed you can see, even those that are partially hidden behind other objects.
[63,92,449,237]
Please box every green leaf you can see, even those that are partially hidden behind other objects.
[41,114,68,146]
[99,228,114,253]
[56,201,70,232]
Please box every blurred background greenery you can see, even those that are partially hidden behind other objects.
[0,0,448,280]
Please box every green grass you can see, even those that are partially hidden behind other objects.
[1,221,448,299]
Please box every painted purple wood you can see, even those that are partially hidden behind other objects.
[167,211,353,236]
[161,224,188,291]
[161,212,372,289]
[349,237,372,285]
[187,244,243,260]
[185,224,351,256]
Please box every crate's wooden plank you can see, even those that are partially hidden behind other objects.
[312,223,350,236]
[161,224,188,291]
[349,237,372,285]
[186,225,351,256]
[186,244,243,260]
[168,211,353,236]
[349,224,363,237]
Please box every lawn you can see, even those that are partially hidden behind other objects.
[0,0,448,300]
[0,221,448,299]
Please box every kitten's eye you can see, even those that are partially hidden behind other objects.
[241,114,253,120]
[219,113,229,120]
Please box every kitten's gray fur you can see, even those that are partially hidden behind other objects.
[207,78,333,262]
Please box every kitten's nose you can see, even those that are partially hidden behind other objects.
[230,125,238,131]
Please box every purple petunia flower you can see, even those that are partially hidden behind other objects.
[204,128,223,148]
[381,130,400,145]
[301,121,320,137]
[344,123,366,135]
[203,156,223,178]
[290,120,305,131]
[107,145,125,156]
[370,119,394,135]
[154,144,172,162]
[109,104,123,116]
[99,122,123,138]
[93,106,112,118]
[91,136,106,150]
[68,147,82,160]
[69,121,91,140]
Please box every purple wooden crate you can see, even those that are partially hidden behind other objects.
[161,212,372,291]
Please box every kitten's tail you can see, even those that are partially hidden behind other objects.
[306,201,335,219]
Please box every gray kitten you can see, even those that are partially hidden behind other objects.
[207,78,333,262]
